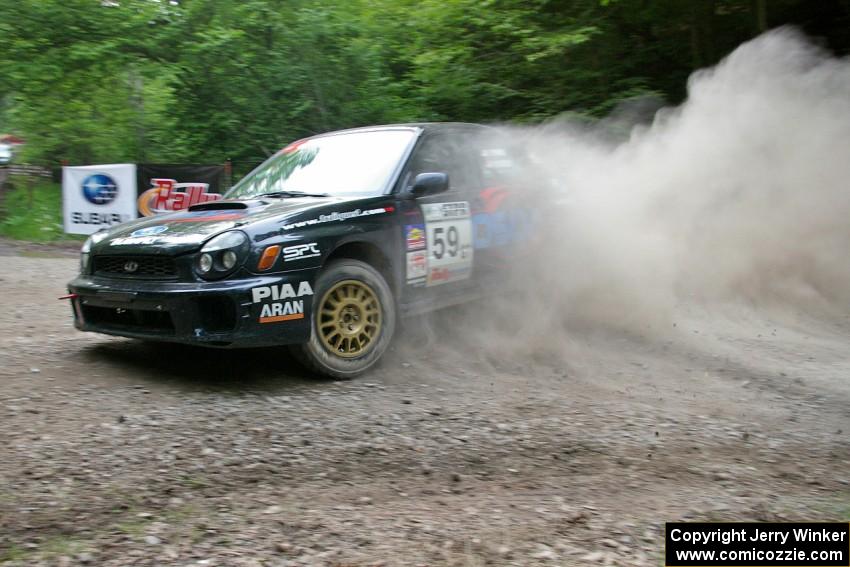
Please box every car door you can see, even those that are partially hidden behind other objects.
[466,131,538,285]
[396,129,481,308]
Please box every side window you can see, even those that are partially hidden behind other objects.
[407,133,479,194]
[480,146,517,186]
[475,135,527,189]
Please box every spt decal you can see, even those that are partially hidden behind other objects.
[283,242,321,262]
[138,178,222,216]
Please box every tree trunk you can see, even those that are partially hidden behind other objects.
[130,66,146,162]
[753,0,768,33]
[689,0,717,69]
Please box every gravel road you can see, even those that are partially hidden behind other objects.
[1,242,848,566]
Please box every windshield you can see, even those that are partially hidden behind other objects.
[225,129,416,200]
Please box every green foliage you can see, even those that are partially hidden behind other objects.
[0,0,846,170]
[0,180,70,242]
[163,0,423,166]
[0,0,177,164]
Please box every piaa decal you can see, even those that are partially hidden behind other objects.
[251,281,313,304]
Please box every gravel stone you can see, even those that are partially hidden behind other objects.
[0,251,847,567]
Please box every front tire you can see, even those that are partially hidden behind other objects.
[289,259,396,379]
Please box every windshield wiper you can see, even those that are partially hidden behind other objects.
[256,191,331,199]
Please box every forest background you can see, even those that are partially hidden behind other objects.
[1,0,848,174]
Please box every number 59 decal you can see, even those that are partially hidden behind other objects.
[421,202,473,286]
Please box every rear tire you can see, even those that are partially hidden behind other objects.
[289,259,395,379]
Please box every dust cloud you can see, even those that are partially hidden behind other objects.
[502,27,850,336]
[408,28,850,367]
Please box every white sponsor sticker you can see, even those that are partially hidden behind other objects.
[251,281,313,304]
[259,300,305,323]
[406,250,427,282]
[282,242,321,262]
[62,164,138,235]
[109,233,210,246]
[421,202,473,286]
[280,207,390,231]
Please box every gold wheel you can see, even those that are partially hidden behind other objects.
[317,279,382,358]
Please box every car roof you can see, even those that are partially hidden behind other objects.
[309,122,494,139]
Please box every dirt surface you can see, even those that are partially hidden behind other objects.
[1,243,848,566]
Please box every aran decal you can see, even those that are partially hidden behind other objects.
[259,300,305,323]
[252,281,314,324]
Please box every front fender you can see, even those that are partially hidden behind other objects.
[244,207,399,276]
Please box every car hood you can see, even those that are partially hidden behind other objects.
[91,195,365,256]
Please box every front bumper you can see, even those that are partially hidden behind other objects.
[67,272,316,348]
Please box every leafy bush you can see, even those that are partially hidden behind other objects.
[0,179,71,242]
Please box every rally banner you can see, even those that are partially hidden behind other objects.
[62,164,138,235]
[136,164,225,217]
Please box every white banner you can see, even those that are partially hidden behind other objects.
[62,164,138,235]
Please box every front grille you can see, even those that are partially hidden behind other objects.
[93,255,177,279]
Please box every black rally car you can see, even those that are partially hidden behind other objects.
[67,123,537,377]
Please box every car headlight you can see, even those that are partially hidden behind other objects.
[195,231,249,279]
[80,231,108,273]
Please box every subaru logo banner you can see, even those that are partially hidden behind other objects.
[62,164,138,235]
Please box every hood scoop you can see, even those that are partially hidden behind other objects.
[188,199,263,212]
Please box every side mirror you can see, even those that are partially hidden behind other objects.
[409,172,449,198]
